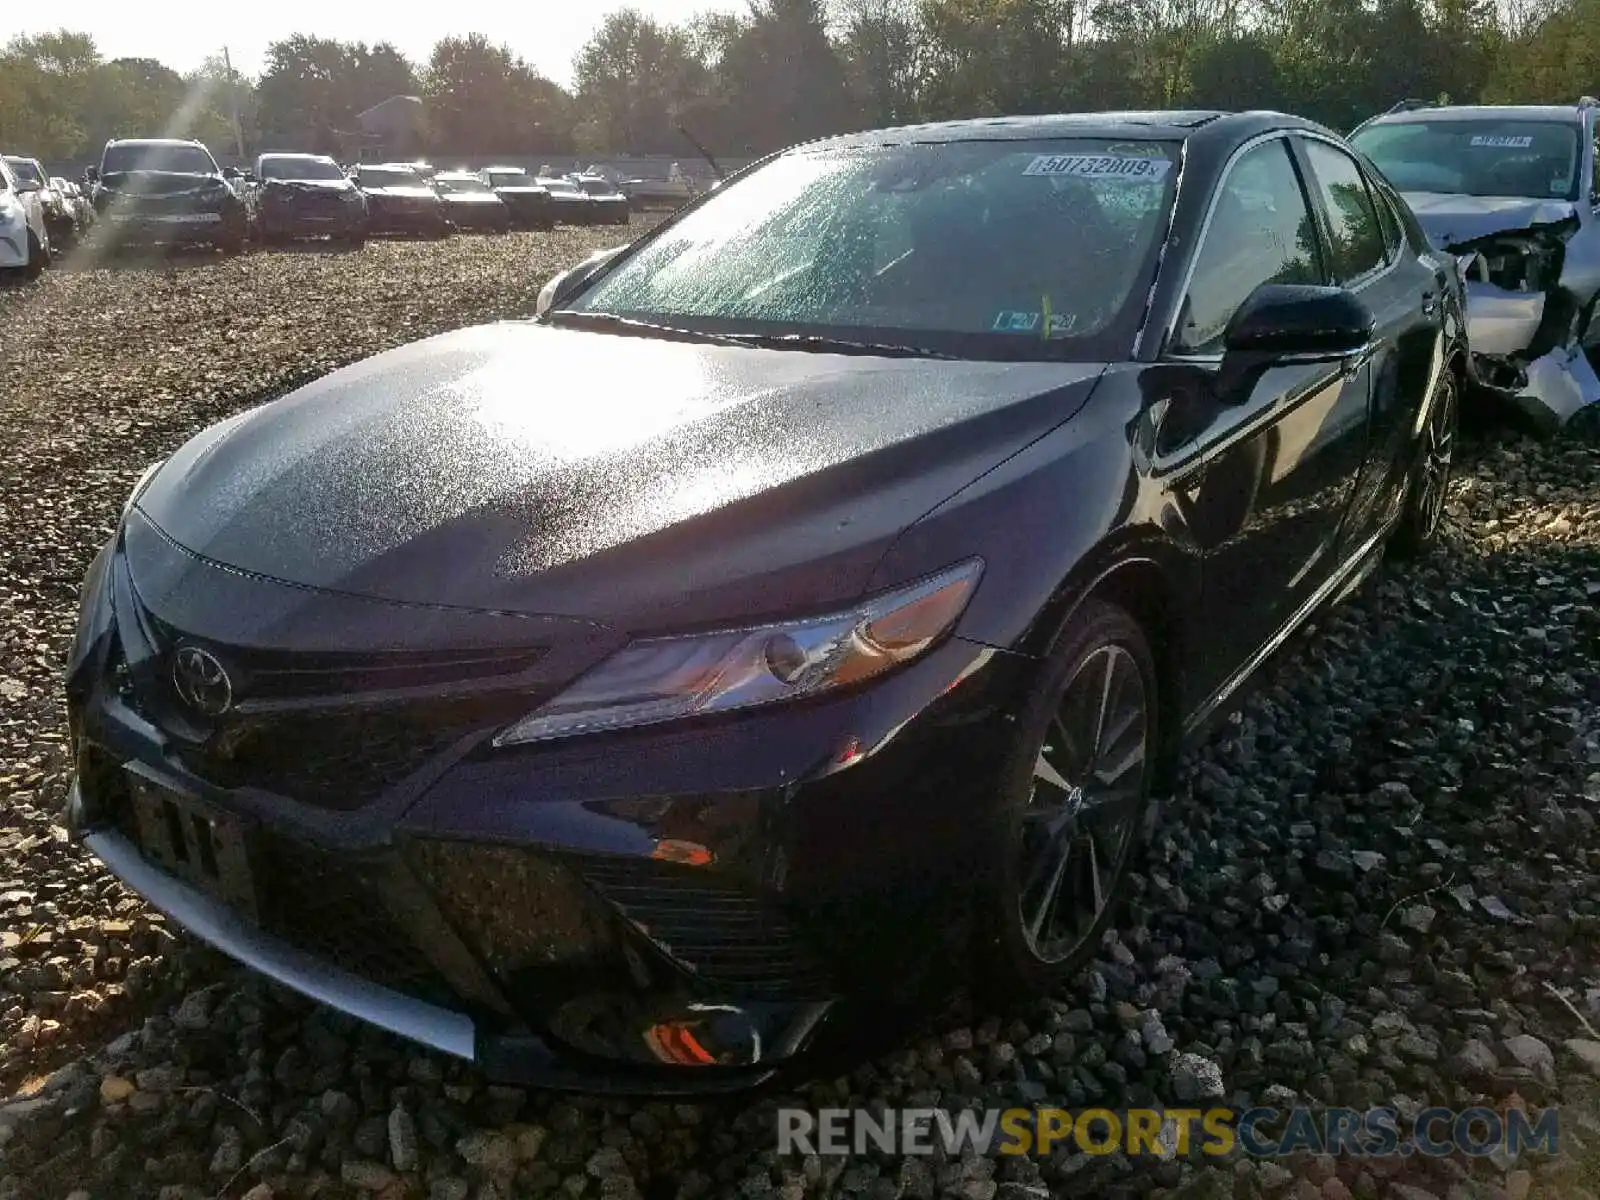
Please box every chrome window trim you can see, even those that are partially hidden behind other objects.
[1295,132,1400,290]
[1157,129,1296,358]
[1158,127,1407,360]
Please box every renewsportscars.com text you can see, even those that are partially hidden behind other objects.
[777,1106,1559,1159]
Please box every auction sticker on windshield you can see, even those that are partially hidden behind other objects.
[1024,154,1172,181]
[1469,135,1533,149]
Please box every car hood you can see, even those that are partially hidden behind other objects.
[264,179,352,193]
[1402,191,1580,249]
[363,186,436,199]
[99,171,230,199]
[134,323,1105,629]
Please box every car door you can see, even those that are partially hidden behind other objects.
[1293,135,1443,555]
[1160,134,1373,696]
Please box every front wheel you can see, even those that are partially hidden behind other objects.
[1389,366,1459,559]
[977,600,1158,1003]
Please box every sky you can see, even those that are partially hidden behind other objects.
[7,0,744,89]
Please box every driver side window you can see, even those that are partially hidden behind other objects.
[1171,139,1323,356]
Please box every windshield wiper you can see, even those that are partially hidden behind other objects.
[540,310,746,346]
[544,311,964,359]
[711,331,959,359]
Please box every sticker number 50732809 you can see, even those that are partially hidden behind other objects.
[1024,154,1173,181]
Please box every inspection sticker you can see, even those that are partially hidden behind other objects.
[992,310,1042,332]
[1470,134,1533,148]
[1024,154,1173,181]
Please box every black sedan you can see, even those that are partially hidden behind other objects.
[432,172,511,233]
[481,167,554,231]
[252,153,367,247]
[64,110,1464,1093]
[351,164,449,238]
[535,176,597,225]
[569,174,631,226]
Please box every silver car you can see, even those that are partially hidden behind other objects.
[1351,98,1600,428]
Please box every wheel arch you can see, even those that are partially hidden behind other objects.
[1015,542,1192,796]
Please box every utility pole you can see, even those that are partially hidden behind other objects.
[222,46,245,160]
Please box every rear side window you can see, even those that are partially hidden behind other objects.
[1300,140,1389,284]
[1171,138,1322,356]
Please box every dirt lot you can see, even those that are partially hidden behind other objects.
[0,230,1597,1200]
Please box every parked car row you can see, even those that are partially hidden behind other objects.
[0,139,638,272]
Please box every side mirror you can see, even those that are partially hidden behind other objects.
[1223,283,1374,356]
[221,166,240,179]
[84,166,99,183]
[535,246,627,317]
[1215,283,1374,398]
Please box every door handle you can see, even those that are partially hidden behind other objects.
[1421,290,1439,317]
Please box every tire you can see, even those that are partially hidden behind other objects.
[976,599,1159,1003]
[24,229,46,280]
[1389,364,1459,559]
[345,231,366,250]
[218,232,245,256]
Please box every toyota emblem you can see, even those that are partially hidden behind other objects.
[172,646,234,716]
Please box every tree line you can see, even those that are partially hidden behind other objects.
[2,0,1597,164]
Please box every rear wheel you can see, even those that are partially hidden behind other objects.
[1390,366,1459,559]
[978,600,1157,1002]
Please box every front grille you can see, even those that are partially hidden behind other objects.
[129,611,548,810]
[177,696,524,810]
[251,831,452,1003]
[576,856,832,1000]
[114,195,219,217]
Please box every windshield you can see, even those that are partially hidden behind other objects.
[435,176,490,194]
[486,170,532,187]
[576,178,616,196]
[359,167,421,187]
[1352,119,1582,199]
[102,142,218,175]
[4,157,43,185]
[541,179,581,194]
[259,156,344,181]
[560,138,1179,360]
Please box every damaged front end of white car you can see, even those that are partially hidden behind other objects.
[1414,196,1600,430]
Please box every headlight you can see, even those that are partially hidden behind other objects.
[122,458,167,518]
[493,559,984,747]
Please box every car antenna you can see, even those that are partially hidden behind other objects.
[677,124,724,181]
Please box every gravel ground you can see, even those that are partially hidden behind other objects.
[0,233,1597,1200]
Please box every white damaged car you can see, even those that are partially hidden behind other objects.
[0,154,51,280]
[1352,99,1600,430]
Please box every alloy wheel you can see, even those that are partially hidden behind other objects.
[1416,374,1458,541]
[1016,643,1149,964]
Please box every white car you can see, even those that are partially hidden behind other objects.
[0,155,50,279]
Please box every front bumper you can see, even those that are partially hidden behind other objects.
[101,210,243,245]
[443,202,509,230]
[258,202,364,239]
[63,529,1026,1091]
[367,203,447,235]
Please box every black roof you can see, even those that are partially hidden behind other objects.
[812,110,1329,149]
[105,137,207,147]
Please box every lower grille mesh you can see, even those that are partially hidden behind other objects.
[251,833,452,1003]
[576,856,832,1000]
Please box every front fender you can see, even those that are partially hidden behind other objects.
[864,368,1201,659]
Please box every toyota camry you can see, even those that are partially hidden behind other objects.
[65,110,1465,1093]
